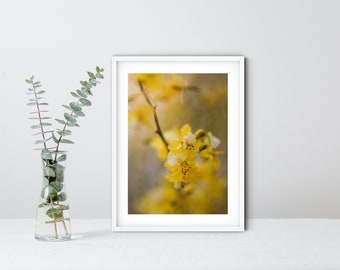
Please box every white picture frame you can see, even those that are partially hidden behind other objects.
[112,56,245,231]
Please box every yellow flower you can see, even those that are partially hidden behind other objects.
[149,130,178,161]
[128,104,153,129]
[133,74,188,100]
[133,74,163,92]
[165,148,198,187]
[168,124,201,152]
[156,74,187,100]
[137,182,178,214]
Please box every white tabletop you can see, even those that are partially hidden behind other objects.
[0,219,339,270]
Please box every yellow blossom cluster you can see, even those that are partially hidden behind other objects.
[139,124,227,214]
[128,74,227,214]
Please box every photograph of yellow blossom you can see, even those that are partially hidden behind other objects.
[128,73,228,214]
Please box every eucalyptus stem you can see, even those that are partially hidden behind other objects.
[34,93,47,149]
[50,196,58,239]
[54,106,76,161]
[138,80,169,149]
[57,201,69,235]
[29,80,49,149]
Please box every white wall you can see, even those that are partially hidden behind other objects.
[0,0,339,218]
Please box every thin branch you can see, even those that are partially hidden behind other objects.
[138,80,169,149]
[32,83,47,149]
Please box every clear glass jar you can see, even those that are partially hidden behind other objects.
[35,149,71,241]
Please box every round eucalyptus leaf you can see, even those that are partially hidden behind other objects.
[76,89,87,98]
[43,166,55,177]
[58,204,69,211]
[46,208,58,218]
[55,164,65,182]
[71,91,80,98]
[50,181,63,192]
[60,139,74,144]
[70,102,82,112]
[74,110,85,117]
[41,185,57,200]
[79,98,91,106]
[55,118,66,125]
[64,113,77,123]
[57,154,67,162]
[58,192,67,201]
[41,149,52,160]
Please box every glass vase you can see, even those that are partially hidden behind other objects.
[35,149,71,241]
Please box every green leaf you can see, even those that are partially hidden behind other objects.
[63,104,72,110]
[55,119,66,125]
[55,164,65,182]
[43,177,49,186]
[57,154,67,162]
[41,149,52,160]
[89,79,97,86]
[25,79,32,84]
[33,81,41,86]
[43,166,55,177]
[35,137,52,144]
[83,88,93,96]
[45,217,70,224]
[56,129,72,136]
[29,116,51,120]
[87,71,95,78]
[34,146,56,151]
[58,204,69,211]
[60,139,74,144]
[50,181,63,192]
[67,122,80,127]
[27,102,36,106]
[70,102,82,111]
[85,81,92,88]
[38,202,49,208]
[96,66,100,73]
[46,208,58,218]
[42,177,49,186]
[96,73,104,79]
[80,81,92,89]
[79,98,92,106]
[74,110,85,117]
[31,123,52,128]
[76,89,87,98]
[64,113,77,123]
[36,90,46,95]
[71,91,79,98]
[30,110,48,114]
[38,102,48,106]
[52,132,59,143]
[29,97,43,101]
[58,192,67,201]
[33,130,53,136]
[41,185,57,199]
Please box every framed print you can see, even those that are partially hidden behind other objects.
[112,56,244,231]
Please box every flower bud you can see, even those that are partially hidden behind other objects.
[199,144,208,152]
[195,129,205,139]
